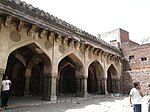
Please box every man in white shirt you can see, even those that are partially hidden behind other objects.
[129,81,143,112]
[1,75,11,109]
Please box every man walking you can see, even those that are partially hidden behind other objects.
[129,81,143,112]
[1,75,11,109]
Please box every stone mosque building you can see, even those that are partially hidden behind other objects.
[0,0,149,102]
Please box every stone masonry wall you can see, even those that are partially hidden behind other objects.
[122,71,150,95]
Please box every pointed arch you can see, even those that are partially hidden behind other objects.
[107,64,119,93]
[58,52,83,67]
[7,41,51,61]
[87,60,104,94]
[5,43,52,99]
[57,53,83,95]
[88,60,104,78]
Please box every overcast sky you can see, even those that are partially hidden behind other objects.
[23,0,150,44]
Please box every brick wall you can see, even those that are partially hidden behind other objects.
[122,43,150,71]
[121,35,150,95]
[120,29,129,43]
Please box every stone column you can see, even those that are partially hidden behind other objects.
[39,75,43,95]
[42,74,57,101]
[24,68,31,96]
[103,68,108,95]
[100,77,108,95]
[83,77,88,97]
[97,77,101,95]
[76,76,88,97]
[56,76,60,95]
[50,75,57,101]
[24,76,31,96]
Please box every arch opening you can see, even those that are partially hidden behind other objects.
[5,43,51,99]
[58,53,83,96]
[87,61,104,94]
[107,64,119,93]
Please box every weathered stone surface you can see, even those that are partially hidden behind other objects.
[0,0,123,102]
[9,31,21,42]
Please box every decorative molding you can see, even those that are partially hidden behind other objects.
[27,24,38,36]
[4,16,12,27]
[62,37,68,44]
[79,43,85,54]
[0,17,3,32]
[58,44,65,53]
[9,31,21,42]
[17,20,24,31]
[45,41,52,50]
[40,29,49,39]
[57,35,63,43]
[49,32,55,38]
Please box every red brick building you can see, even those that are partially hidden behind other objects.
[101,29,150,95]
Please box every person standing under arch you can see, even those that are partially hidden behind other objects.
[1,75,11,109]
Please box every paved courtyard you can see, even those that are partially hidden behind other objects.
[1,95,149,112]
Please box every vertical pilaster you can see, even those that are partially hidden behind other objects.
[104,68,108,95]
[42,74,57,101]
[56,77,60,95]
[24,76,31,96]
[97,78,101,95]
[39,75,43,95]
[100,77,108,95]
[76,76,88,97]
[50,74,57,101]
[42,75,51,100]
[24,68,31,96]
[103,78,108,95]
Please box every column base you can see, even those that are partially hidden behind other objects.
[76,92,88,97]
[42,94,57,101]
[24,92,30,97]
[105,91,108,95]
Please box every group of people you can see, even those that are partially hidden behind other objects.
[0,75,150,111]
[129,82,150,112]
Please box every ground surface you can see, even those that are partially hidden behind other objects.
[2,95,150,112]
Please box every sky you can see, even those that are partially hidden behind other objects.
[22,0,150,44]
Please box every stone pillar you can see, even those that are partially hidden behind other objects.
[97,78,101,95]
[42,74,57,101]
[103,68,108,95]
[101,77,108,95]
[51,75,57,101]
[24,76,31,96]
[39,75,43,95]
[56,76,60,95]
[76,76,88,97]
[97,77,105,95]
[24,68,31,96]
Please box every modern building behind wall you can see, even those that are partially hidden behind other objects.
[101,28,150,95]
